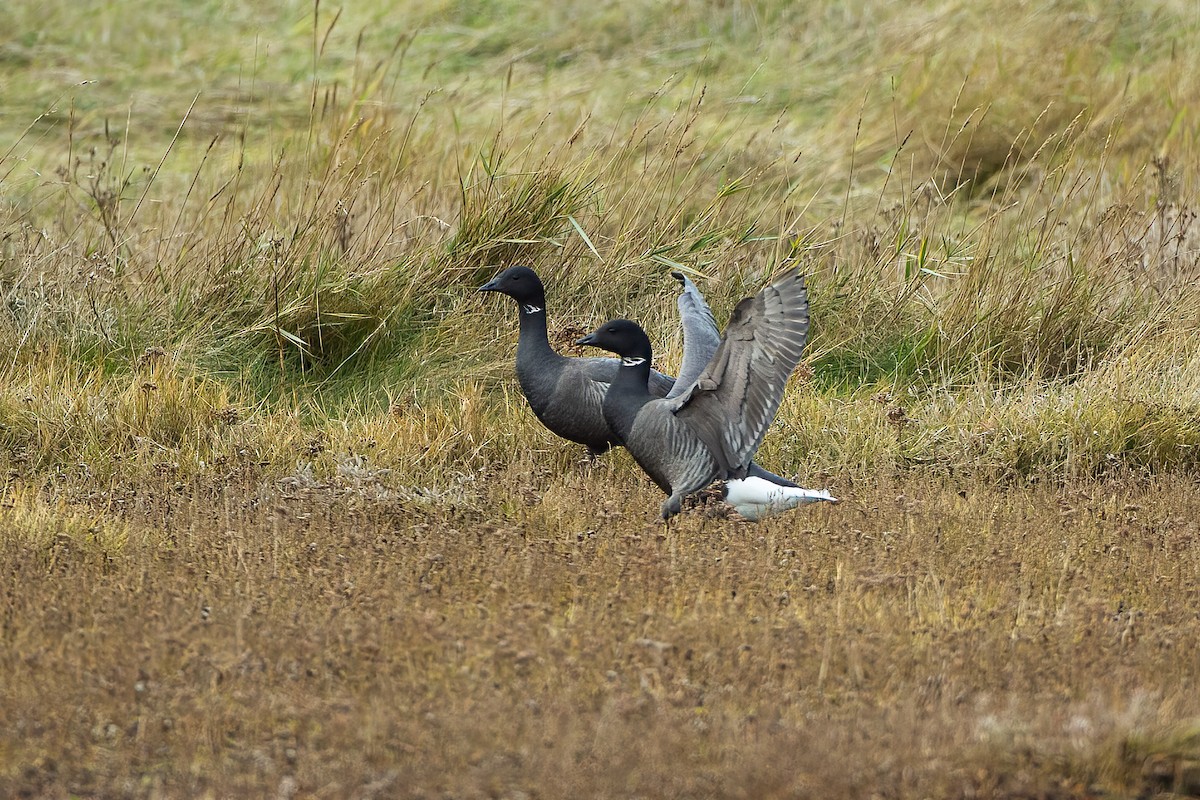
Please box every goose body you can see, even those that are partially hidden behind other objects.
[578,267,837,519]
[512,325,673,457]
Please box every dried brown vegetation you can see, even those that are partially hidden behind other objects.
[3,473,1200,799]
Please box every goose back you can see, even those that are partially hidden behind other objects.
[516,351,672,455]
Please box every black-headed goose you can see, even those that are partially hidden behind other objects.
[479,265,673,457]
[577,267,836,519]
[478,266,803,493]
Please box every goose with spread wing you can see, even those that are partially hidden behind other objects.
[577,267,837,520]
[478,266,800,492]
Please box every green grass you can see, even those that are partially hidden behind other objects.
[3,0,1200,462]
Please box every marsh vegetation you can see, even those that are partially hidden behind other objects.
[2,0,1200,796]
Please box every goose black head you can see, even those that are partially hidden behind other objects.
[577,319,653,364]
[478,266,546,313]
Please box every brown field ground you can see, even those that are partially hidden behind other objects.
[4,473,1200,798]
[4,0,1200,797]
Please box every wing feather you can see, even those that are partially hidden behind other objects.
[665,271,721,400]
[670,268,810,478]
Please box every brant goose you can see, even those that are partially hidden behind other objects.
[479,265,807,498]
[577,267,836,520]
[479,266,673,457]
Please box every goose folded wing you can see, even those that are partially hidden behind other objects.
[669,268,810,478]
[577,356,675,397]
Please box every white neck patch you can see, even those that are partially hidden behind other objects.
[621,356,646,367]
[521,303,543,314]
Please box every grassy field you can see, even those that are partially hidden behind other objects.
[3,0,1200,796]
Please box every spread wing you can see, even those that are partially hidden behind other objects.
[668,268,810,478]
[665,271,721,400]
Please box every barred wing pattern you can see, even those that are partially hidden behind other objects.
[670,268,809,479]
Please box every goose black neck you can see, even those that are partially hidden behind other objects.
[611,336,653,397]
[603,337,655,441]
[515,300,555,358]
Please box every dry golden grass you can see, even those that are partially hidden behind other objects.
[3,473,1200,798]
